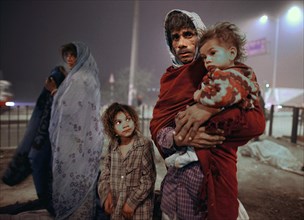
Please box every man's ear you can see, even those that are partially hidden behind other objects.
[229,46,237,61]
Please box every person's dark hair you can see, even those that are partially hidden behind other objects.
[60,43,77,60]
[101,102,140,144]
[198,21,247,61]
[165,11,196,49]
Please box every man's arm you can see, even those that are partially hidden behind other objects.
[175,101,265,142]
[174,126,225,148]
[157,126,225,155]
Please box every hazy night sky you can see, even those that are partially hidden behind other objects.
[0,0,302,104]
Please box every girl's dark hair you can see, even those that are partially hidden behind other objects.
[60,43,77,60]
[165,11,196,49]
[199,21,247,61]
[101,103,140,143]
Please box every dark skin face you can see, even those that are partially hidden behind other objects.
[171,28,198,64]
[64,52,77,69]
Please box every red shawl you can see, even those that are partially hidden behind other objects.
[150,57,205,153]
[150,58,265,220]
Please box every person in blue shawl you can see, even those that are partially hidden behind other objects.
[48,42,103,219]
[2,65,67,215]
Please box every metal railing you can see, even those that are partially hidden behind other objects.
[1,104,303,148]
[267,104,304,144]
[0,105,154,148]
[0,105,33,148]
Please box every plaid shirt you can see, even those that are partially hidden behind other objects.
[98,134,156,220]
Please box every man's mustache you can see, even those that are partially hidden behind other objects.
[177,49,192,55]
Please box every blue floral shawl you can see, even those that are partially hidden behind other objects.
[49,42,103,219]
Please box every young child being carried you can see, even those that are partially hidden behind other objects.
[163,21,260,168]
[98,103,156,219]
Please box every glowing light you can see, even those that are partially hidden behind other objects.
[5,101,15,107]
[286,6,303,24]
[259,15,268,24]
[265,83,270,88]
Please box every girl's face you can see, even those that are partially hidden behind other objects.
[114,112,135,139]
[64,52,77,69]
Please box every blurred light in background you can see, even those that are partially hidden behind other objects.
[5,101,15,107]
[259,15,268,24]
[257,4,303,106]
[286,6,303,24]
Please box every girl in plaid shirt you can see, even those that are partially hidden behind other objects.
[98,103,156,220]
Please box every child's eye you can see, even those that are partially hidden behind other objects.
[126,117,131,122]
[115,120,121,125]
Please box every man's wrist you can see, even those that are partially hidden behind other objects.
[196,103,220,115]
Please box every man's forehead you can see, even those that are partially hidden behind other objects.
[171,28,196,35]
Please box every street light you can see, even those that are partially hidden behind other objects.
[286,6,303,24]
[109,73,115,103]
[128,0,139,105]
[259,14,280,104]
[259,5,303,105]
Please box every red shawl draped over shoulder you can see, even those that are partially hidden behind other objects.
[150,58,266,220]
[150,57,205,153]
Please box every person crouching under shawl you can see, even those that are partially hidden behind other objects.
[1,66,66,215]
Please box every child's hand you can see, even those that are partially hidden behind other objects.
[44,77,57,93]
[122,203,134,219]
[193,89,202,102]
[104,192,114,215]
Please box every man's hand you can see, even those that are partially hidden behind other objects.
[174,126,225,148]
[175,103,220,141]
[104,192,114,215]
[122,203,134,219]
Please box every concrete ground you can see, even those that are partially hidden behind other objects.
[0,135,303,220]
[237,136,304,220]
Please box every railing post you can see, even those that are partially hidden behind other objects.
[268,105,275,136]
[8,106,11,147]
[17,105,20,144]
[0,107,2,148]
[291,107,299,144]
[26,105,31,125]
[141,105,145,135]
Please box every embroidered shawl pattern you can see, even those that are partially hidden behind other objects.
[49,42,103,219]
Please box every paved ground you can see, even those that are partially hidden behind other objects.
[0,135,303,220]
[237,136,304,220]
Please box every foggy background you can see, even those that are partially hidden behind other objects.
[0,0,303,106]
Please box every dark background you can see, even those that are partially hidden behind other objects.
[0,0,302,104]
